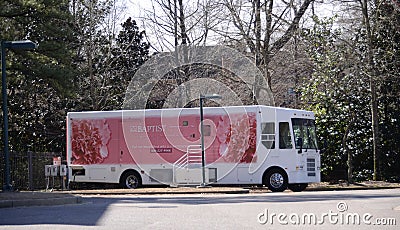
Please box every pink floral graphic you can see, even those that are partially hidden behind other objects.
[216,113,257,163]
[71,119,111,164]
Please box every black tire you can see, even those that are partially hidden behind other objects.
[288,183,308,192]
[264,168,288,192]
[120,171,142,189]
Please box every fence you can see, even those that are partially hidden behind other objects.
[0,151,63,191]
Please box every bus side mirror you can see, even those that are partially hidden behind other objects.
[297,138,303,154]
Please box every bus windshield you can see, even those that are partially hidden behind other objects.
[292,118,318,150]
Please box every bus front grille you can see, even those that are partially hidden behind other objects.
[307,158,316,177]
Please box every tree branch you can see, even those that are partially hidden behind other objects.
[270,0,313,55]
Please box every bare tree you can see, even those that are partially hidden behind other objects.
[139,0,215,51]
[208,0,314,104]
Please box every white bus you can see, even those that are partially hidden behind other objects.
[67,105,320,192]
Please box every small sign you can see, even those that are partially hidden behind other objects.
[151,148,172,153]
[53,156,61,166]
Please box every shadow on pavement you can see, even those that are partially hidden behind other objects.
[1,189,399,226]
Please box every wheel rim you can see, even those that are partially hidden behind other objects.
[270,172,284,188]
[126,175,138,189]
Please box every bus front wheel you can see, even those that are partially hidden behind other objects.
[264,168,288,192]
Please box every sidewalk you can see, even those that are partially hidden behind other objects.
[1,182,399,208]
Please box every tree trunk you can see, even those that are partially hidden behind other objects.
[262,0,273,93]
[173,0,178,47]
[178,0,188,46]
[177,0,190,107]
[360,0,380,181]
[344,112,356,184]
[88,0,96,110]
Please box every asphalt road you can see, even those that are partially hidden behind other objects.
[0,189,399,229]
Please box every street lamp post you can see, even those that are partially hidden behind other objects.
[1,40,37,192]
[199,94,222,187]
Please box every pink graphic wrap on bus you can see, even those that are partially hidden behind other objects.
[70,112,257,165]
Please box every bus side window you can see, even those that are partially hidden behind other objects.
[279,122,293,149]
[261,122,275,149]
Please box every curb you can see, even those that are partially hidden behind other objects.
[0,196,82,209]
[63,188,250,196]
[0,188,248,208]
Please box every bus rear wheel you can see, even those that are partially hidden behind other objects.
[288,183,308,192]
[120,171,142,189]
[264,168,288,192]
